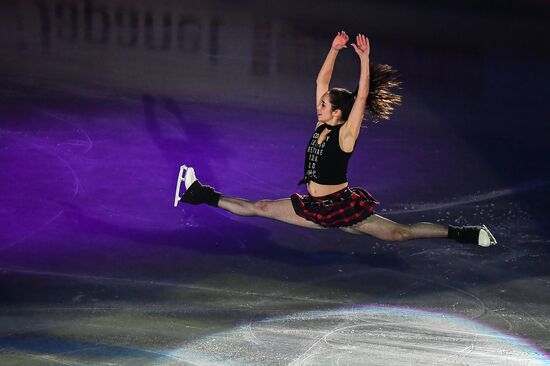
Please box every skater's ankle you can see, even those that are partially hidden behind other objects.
[180,181,221,207]
[206,190,221,207]
[447,225,460,240]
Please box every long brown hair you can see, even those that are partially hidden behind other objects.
[328,63,402,123]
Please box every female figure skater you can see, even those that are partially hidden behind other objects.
[174,31,496,247]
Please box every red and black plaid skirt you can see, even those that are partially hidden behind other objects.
[290,187,379,228]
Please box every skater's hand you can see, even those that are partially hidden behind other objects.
[331,31,349,51]
[351,34,370,60]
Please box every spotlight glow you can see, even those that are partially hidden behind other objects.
[167,306,550,366]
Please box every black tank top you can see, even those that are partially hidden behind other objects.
[298,123,353,185]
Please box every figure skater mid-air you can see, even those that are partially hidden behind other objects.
[173,31,497,247]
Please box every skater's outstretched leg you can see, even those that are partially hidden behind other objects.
[340,214,496,246]
[340,214,447,241]
[218,197,326,229]
[175,165,325,229]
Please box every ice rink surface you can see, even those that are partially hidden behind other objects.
[1,0,549,364]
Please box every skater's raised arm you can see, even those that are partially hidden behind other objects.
[316,31,349,108]
[341,34,370,151]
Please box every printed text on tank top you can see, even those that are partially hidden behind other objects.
[316,121,346,146]
[316,127,331,145]
[299,122,352,187]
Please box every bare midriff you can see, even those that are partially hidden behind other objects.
[307,181,348,197]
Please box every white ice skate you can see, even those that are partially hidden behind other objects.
[478,225,497,247]
[174,165,197,207]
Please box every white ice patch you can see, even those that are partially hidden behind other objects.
[166,306,549,366]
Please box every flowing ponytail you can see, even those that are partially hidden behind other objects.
[329,63,402,123]
[364,64,402,122]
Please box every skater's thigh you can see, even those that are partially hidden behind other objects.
[339,214,403,239]
[256,198,326,230]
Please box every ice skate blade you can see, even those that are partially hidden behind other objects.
[174,165,188,207]
[478,225,497,247]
